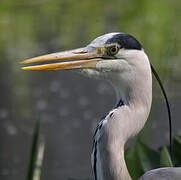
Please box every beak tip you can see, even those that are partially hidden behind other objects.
[20,58,34,64]
[21,66,33,71]
[19,61,25,64]
[21,67,27,70]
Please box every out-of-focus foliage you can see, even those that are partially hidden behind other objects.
[1,1,181,180]
[27,120,40,180]
[27,120,45,180]
[1,0,181,129]
[0,0,181,78]
[160,146,173,167]
[125,136,181,180]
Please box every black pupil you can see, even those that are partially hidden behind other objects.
[111,47,117,53]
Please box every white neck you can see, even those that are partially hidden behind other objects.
[99,52,152,180]
[80,50,152,180]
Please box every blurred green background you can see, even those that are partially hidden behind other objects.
[0,0,181,180]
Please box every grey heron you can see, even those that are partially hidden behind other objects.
[21,32,181,180]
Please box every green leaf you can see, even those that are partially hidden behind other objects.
[33,141,45,180]
[136,140,160,172]
[125,146,144,180]
[160,146,173,167]
[27,120,45,180]
[125,140,160,180]
[173,136,181,166]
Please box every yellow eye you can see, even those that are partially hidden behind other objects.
[108,46,119,56]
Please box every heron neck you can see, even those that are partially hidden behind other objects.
[104,64,152,180]
[113,79,152,110]
[112,71,152,136]
[105,144,132,180]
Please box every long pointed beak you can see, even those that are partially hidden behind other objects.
[20,47,104,71]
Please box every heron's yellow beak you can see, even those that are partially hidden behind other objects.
[20,47,105,71]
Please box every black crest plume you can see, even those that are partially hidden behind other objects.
[151,64,172,155]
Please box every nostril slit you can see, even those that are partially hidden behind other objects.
[73,51,88,54]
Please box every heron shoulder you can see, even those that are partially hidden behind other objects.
[139,167,181,180]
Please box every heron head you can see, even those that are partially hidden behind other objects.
[20,33,172,151]
[20,32,150,82]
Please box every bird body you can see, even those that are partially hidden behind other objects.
[139,167,181,180]
[21,32,180,180]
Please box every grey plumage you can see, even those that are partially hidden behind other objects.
[139,167,181,180]
[22,32,181,180]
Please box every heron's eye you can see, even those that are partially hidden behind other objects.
[107,46,119,56]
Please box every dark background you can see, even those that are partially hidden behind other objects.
[0,0,181,180]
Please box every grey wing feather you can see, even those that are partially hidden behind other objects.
[139,167,181,180]
[91,120,104,180]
